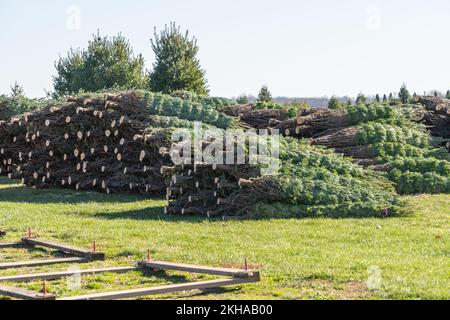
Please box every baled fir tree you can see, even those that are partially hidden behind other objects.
[398,83,410,104]
[53,32,147,96]
[149,23,209,95]
[257,85,273,103]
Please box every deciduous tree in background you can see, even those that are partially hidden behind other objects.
[53,32,147,96]
[257,85,272,103]
[149,23,209,95]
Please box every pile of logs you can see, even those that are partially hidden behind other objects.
[162,162,279,217]
[162,134,281,216]
[0,100,8,120]
[0,92,174,194]
[221,104,291,129]
[310,127,360,148]
[417,96,450,138]
[222,105,349,138]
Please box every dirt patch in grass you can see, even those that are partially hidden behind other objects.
[340,281,370,299]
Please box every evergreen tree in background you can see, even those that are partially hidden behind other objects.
[389,93,394,101]
[446,90,450,99]
[398,83,410,104]
[53,32,147,96]
[355,93,366,105]
[347,99,352,107]
[10,81,25,97]
[382,94,387,103]
[257,85,272,103]
[375,94,380,103]
[236,95,249,104]
[149,23,209,95]
[328,96,340,109]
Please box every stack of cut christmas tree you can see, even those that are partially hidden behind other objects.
[417,96,450,139]
[0,92,176,194]
[223,101,449,196]
[0,90,237,194]
[163,136,401,218]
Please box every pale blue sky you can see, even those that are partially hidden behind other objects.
[1,0,449,98]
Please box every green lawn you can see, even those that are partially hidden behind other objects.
[0,178,448,300]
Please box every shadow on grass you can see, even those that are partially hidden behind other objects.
[140,268,191,284]
[71,207,207,223]
[0,178,412,222]
[0,184,161,205]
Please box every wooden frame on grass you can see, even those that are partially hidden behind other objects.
[0,257,260,300]
[0,237,105,271]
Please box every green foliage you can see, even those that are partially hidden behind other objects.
[53,33,147,96]
[389,157,450,176]
[169,90,232,110]
[355,93,367,105]
[146,115,215,130]
[255,101,301,118]
[140,91,234,128]
[257,85,272,103]
[446,90,450,99]
[398,83,411,104]
[347,104,396,125]
[10,82,25,97]
[375,94,381,103]
[236,95,249,104]
[357,122,430,148]
[328,96,341,109]
[372,142,425,160]
[389,170,448,195]
[270,138,399,216]
[149,23,208,95]
[0,95,60,119]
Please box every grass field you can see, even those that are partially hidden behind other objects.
[0,178,448,300]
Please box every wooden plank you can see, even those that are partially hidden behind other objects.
[139,260,258,278]
[0,242,22,249]
[0,266,139,282]
[59,276,260,300]
[21,237,105,260]
[0,284,55,300]
[0,257,89,270]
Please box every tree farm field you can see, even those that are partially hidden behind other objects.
[0,178,448,300]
